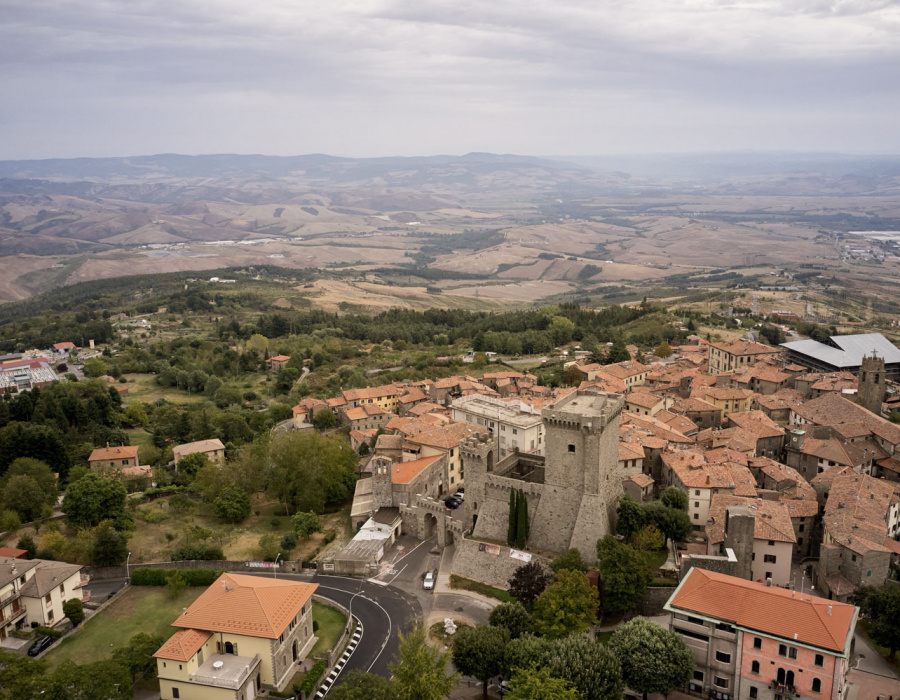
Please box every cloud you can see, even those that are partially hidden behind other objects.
[0,0,898,157]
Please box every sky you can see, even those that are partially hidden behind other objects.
[2,0,899,159]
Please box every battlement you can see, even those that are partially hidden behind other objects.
[542,390,624,433]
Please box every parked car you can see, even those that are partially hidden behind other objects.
[27,635,54,657]
[444,495,461,509]
[454,490,465,502]
[423,572,435,590]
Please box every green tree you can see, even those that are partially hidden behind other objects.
[0,509,21,532]
[292,511,322,539]
[516,489,528,549]
[533,570,599,639]
[653,341,673,358]
[563,364,584,387]
[489,601,535,640]
[508,561,553,606]
[326,670,394,700]
[550,548,588,574]
[549,316,576,346]
[63,473,127,528]
[596,536,652,615]
[643,500,691,545]
[850,586,900,659]
[312,410,338,430]
[507,489,517,547]
[2,476,48,523]
[507,666,578,700]
[502,634,550,678]
[609,617,693,700]
[111,633,166,683]
[16,533,37,559]
[91,522,130,566]
[63,598,85,626]
[176,452,209,480]
[82,358,108,378]
[605,339,631,363]
[616,495,646,539]
[452,625,510,700]
[269,431,357,513]
[390,625,458,700]
[214,487,251,523]
[545,634,623,700]
[3,458,57,507]
[0,650,48,698]
[257,533,280,561]
[631,525,665,553]
[660,486,688,511]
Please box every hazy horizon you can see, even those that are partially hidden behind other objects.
[3,1,899,160]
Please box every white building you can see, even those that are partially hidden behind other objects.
[451,394,544,458]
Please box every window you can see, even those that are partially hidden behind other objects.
[799,524,805,532]
[693,670,704,681]
[812,678,821,693]
[764,554,777,564]
[716,623,735,633]
[687,616,704,625]
[568,444,575,453]
[694,513,699,520]
[788,647,797,660]
[851,554,857,562]
[513,428,518,435]
[58,584,64,595]
[768,540,775,546]
[714,677,729,689]
[715,651,731,663]
[695,490,701,496]
[867,570,872,577]
[749,688,758,699]
[173,689,180,699]
[779,644,787,657]
[676,628,709,642]
[45,593,52,605]
[695,502,700,508]
[814,654,824,667]
[751,660,760,674]
[753,637,762,650]
[48,610,54,622]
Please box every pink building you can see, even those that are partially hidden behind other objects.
[666,568,857,700]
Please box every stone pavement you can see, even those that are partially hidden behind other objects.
[845,669,900,700]
[853,631,900,680]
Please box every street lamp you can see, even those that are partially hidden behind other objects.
[126,551,131,582]
[274,553,281,579]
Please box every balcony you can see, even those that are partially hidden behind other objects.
[190,653,260,690]
[0,590,21,609]
[770,680,799,698]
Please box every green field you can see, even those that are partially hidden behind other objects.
[44,586,204,667]
[311,600,348,657]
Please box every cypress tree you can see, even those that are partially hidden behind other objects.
[516,489,528,549]
[522,489,530,541]
[507,488,517,547]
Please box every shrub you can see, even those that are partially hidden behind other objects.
[0,509,22,533]
[131,568,221,587]
[63,598,85,626]
[35,626,64,639]
[298,660,327,696]
[169,544,225,562]
[136,507,167,524]
[322,529,336,545]
[280,532,298,552]
[165,532,177,542]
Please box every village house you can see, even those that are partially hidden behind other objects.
[339,404,394,432]
[265,354,291,372]
[451,393,544,459]
[0,556,87,639]
[696,386,757,414]
[173,438,226,467]
[402,421,486,490]
[624,391,671,417]
[666,567,857,700]
[88,445,140,470]
[341,384,400,412]
[753,389,806,425]
[154,573,318,699]
[725,411,786,459]
[707,339,781,375]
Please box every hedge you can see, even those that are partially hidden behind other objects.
[131,568,221,587]
[35,626,64,639]
[298,660,327,696]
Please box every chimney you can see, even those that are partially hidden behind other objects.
[827,605,832,616]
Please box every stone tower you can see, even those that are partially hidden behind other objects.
[460,433,497,533]
[370,455,395,510]
[858,353,886,416]
[723,505,756,581]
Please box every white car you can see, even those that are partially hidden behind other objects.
[423,572,435,590]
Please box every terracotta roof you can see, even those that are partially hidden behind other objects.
[709,339,780,356]
[53,342,76,350]
[342,406,368,421]
[664,449,758,494]
[810,465,856,488]
[755,389,809,412]
[601,361,652,380]
[668,568,856,653]
[727,411,786,439]
[267,354,291,362]
[398,387,427,404]
[405,422,486,450]
[409,402,448,416]
[173,573,317,639]
[326,396,347,408]
[0,547,27,558]
[706,495,797,545]
[618,442,646,462]
[153,629,213,661]
[173,439,224,458]
[88,445,139,462]
[625,392,664,409]
[390,454,442,484]
[822,473,900,555]
[701,386,757,402]
[792,394,900,446]
[343,384,398,401]
[626,473,654,488]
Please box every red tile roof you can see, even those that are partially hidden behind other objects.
[669,568,856,653]
[390,454,442,484]
[88,445,139,461]
[153,629,212,661]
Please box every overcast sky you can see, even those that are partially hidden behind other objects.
[2,0,899,159]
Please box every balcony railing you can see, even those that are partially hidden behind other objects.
[0,590,22,609]
[770,680,799,697]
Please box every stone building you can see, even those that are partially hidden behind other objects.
[858,353,886,416]
[459,389,625,565]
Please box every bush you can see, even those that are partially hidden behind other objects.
[0,509,22,533]
[136,507,167,524]
[280,532,298,552]
[35,626,64,639]
[63,597,85,626]
[131,568,221,587]
[298,660,327,696]
[322,529,336,545]
[170,544,225,561]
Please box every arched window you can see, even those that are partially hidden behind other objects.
[751,661,760,674]
[224,641,235,655]
[292,640,298,663]
[812,678,821,693]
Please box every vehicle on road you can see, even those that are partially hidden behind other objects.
[27,635,54,657]
[444,495,461,509]
[423,572,435,590]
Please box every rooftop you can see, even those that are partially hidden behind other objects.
[153,628,212,662]
[782,333,900,368]
[706,495,797,545]
[173,439,225,457]
[389,454,442,484]
[668,567,856,653]
[88,445,140,462]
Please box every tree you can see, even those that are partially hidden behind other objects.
[508,561,553,606]
[550,548,588,574]
[312,410,338,430]
[507,666,578,700]
[214,487,251,523]
[0,509,21,532]
[616,495,646,539]
[63,474,127,528]
[545,634,623,700]
[660,486,688,511]
[453,625,510,700]
[516,489,528,548]
[176,452,209,480]
[91,522,130,566]
[269,431,358,513]
[166,571,187,600]
[2,458,57,507]
[502,633,550,678]
[2,476,48,524]
[63,598,85,626]
[0,650,48,698]
[111,633,166,683]
[643,500,691,545]
[609,617,693,700]
[563,364,584,387]
[292,511,322,539]
[390,625,458,700]
[507,488,517,547]
[596,536,652,615]
[83,358,108,378]
[549,316,576,346]
[653,341,673,358]
[326,670,394,700]
[489,601,535,639]
[631,525,665,552]
[533,569,599,639]
[44,658,131,699]
[605,339,631,363]
[850,586,900,659]
[16,533,37,559]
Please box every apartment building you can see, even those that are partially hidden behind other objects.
[708,339,781,375]
[451,393,544,459]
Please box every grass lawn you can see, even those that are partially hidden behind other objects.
[643,549,669,570]
[311,600,348,657]
[122,373,208,405]
[44,586,204,667]
[125,427,153,450]
[449,574,515,603]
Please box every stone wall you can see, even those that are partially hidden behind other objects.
[451,536,551,590]
[85,559,305,581]
[638,586,677,616]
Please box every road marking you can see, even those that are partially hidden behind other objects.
[386,563,408,585]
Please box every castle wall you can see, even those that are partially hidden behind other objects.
[451,536,552,589]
